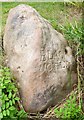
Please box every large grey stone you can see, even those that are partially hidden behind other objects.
[3,4,77,112]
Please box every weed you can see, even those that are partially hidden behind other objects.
[54,93,83,120]
[0,67,27,119]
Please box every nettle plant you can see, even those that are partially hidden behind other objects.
[0,67,27,119]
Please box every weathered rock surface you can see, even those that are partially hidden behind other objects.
[3,4,77,112]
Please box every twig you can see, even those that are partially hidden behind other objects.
[76,43,82,108]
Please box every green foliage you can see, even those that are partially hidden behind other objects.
[54,93,83,120]
[0,67,27,119]
[59,21,84,55]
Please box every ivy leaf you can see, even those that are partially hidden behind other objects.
[3,110,6,116]
[5,97,9,101]
[9,106,15,111]
[6,109,10,116]
[15,97,20,101]
[0,113,3,119]
[13,87,18,92]
[6,102,9,109]
[13,93,16,98]
[12,99,15,104]
[2,104,5,110]
[4,79,10,84]
[17,109,27,118]
[1,85,6,89]
[8,92,12,99]
[9,100,12,106]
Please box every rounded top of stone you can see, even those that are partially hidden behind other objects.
[8,4,40,21]
[9,4,36,13]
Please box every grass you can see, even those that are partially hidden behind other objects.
[2,2,82,35]
[1,2,84,119]
[2,2,65,34]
